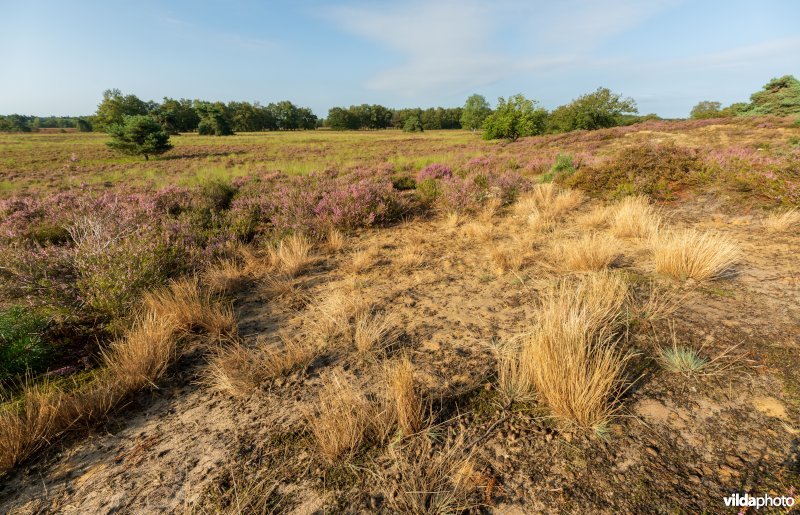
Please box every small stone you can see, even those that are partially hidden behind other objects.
[719,464,738,479]
[645,445,660,457]
[688,474,702,484]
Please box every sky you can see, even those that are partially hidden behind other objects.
[1,0,798,118]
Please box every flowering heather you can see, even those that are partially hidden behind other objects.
[416,163,452,182]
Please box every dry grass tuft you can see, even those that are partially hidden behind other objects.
[442,211,463,231]
[378,434,477,514]
[102,312,181,392]
[326,228,346,252]
[488,245,524,274]
[396,243,426,270]
[204,259,248,295]
[268,234,314,277]
[526,208,556,232]
[763,208,799,233]
[460,220,494,241]
[306,373,378,463]
[554,232,620,272]
[206,337,314,397]
[353,310,400,354]
[309,289,371,344]
[549,189,585,215]
[609,195,661,238]
[479,197,503,221]
[651,229,740,281]
[386,356,423,436]
[511,272,631,428]
[144,277,236,336]
[348,245,381,274]
[576,204,613,229]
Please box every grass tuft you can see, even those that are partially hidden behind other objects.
[651,229,740,281]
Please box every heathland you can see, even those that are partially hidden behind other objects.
[0,116,799,513]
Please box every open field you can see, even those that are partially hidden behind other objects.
[1,118,799,513]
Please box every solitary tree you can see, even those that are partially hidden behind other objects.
[689,101,723,119]
[482,94,547,141]
[547,87,637,132]
[461,94,491,131]
[106,115,172,160]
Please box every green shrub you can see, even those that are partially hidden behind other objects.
[391,175,416,191]
[416,178,441,204]
[22,223,71,246]
[197,179,236,211]
[541,153,576,183]
[567,143,702,200]
[0,307,51,381]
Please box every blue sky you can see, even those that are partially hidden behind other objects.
[1,0,798,118]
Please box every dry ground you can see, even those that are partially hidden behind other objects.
[1,187,798,513]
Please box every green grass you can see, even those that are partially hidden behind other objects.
[0,307,51,381]
[659,345,708,376]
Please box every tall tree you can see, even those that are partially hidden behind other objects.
[461,94,491,131]
[95,89,150,129]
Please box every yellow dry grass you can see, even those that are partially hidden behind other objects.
[609,195,661,239]
[386,356,423,436]
[326,228,346,252]
[204,259,248,295]
[460,220,494,241]
[0,278,235,473]
[268,234,314,277]
[509,272,631,428]
[348,245,381,274]
[306,373,379,463]
[206,337,314,397]
[763,208,799,233]
[554,232,620,272]
[651,229,740,281]
[353,310,400,354]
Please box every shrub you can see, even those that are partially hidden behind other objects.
[106,115,172,160]
[540,153,575,183]
[416,164,452,182]
[0,307,50,381]
[483,94,547,141]
[568,143,702,199]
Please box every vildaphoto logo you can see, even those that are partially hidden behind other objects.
[723,492,796,509]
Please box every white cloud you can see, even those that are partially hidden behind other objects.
[325,0,678,95]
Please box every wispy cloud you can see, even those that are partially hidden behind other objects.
[325,0,677,95]
[674,36,800,71]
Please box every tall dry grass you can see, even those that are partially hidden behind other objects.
[554,232,620,272]
[306,373,381,463]
[0,277,234,473]
[206,337,314,397]
[386,356,423,436]
[609,195,661,238]
[651,229,740,281]
[504,272,631,428]
[268,234,314,277]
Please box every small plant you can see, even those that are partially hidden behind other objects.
[660,345,708,376]
[555,232,619,272]
[386,356,423,436]
[540,153,575,183]
[268,234,314,277]
[0,307,50,381]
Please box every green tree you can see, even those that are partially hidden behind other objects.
[547,87,637,133]
[461,94,491,131]
[482,94,547,141]
[403,116,424,132]
[195,102,234,135]
[106,115,172,160]
[76,118,92,132]
[95,89,150,129]
[739,75,800,117]
[689,101,723,119]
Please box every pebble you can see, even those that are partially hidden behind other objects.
[645,445,660,457]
